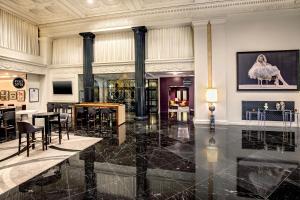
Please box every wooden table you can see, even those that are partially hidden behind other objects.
[74,103,126,128]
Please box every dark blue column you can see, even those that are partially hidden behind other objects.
[132,26,147,120]
[79,32,95,102]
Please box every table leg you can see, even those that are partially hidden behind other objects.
[32,116,36,126]
[58,114,62,144]
[45,116,49,145]
[32,132,35,149]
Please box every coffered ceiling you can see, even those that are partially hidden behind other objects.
[0,0,196,24]
[1,0,299,25]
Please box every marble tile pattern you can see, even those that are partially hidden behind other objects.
[0,115,300,199]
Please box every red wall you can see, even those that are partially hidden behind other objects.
[159,77,194,113]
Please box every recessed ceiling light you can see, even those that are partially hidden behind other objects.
[87,0,94,4]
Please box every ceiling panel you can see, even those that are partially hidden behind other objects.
[0,0,195,24]
[0,0,297,25]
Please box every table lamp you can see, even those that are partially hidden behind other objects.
[206,88,218,130]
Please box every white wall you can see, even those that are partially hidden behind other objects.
[197,11,300,125]
[47,68,80,103]
[26,74,47,111]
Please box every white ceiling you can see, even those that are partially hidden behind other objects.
[0,0,197,24]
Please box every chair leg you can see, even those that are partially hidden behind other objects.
[18,132,21,155]
[42,130,45,151]
[66,122,70,140]
[49,123,52,143]
[5,129,8,141]
[26,133,29,157]
[32,132,35,149]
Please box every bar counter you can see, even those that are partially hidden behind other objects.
[74,102,126,126]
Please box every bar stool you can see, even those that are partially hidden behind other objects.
[49,113,70,140]
[100,108,116,132]
[17,121,45,157]
[47,103,54,112]
[76,107,85,130]
[0,111,16,141]
[87,108,97,133]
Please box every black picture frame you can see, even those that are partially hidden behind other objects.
[29,88,39,103]
[237,50,300,91]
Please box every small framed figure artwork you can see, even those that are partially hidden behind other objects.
[9,91,17,100]
[17,90,25,102]
[0,90,8,101]
[29,88,39,102]
[237,50,300,91]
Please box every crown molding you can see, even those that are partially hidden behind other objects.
[38,0,299,37]
[0,56,46,74]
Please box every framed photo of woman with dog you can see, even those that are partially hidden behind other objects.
[237,50,299,91]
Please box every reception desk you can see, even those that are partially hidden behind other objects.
[74,103,126,126]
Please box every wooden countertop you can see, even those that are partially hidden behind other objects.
[75,102,124,108]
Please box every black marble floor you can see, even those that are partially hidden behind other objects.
[1,115,300,200]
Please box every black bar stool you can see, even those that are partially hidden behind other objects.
[1,111,16,141]
[17,121,45,157]
[76,107,85,130]
[49,113,70,140]
[87,108,97,133]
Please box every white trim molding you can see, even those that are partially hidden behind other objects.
[0,56,46,74]
[38,0,299,37]
[146,58,194,72]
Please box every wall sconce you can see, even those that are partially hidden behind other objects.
[206,88,218,130]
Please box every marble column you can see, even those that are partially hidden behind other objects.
[39,37,53,112]
[192,21,209,124]
[132,26,148,120]
[79,32,95,102]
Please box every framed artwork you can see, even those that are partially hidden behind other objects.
[29,88,39,102]
[237,158,299,198]
[0,90,9,101]
[17,90,25,102]
[9,91,17,100]
[237,50,300,91]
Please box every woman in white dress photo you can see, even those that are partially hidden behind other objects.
[248,54,288,86]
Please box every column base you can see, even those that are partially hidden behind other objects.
[134,116,148,121]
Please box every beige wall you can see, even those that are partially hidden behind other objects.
[0,74,46,111]
[0,79,27,107]
[194,10,300,126]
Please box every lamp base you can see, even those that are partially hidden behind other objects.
[210,113,215,130]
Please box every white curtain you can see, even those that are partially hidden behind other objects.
[0,9,39,55]
[94,31,134,63]
[52,36,83,65]
[147,26,193,60]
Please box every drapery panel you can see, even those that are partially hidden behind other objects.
[94,31,134,63]
[0,9,39,55]
[52,36,83,65]
[147,26,193,60]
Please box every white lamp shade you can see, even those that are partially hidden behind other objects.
[206,88,218,103]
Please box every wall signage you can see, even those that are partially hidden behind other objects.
[13,77,25,89]
[183,78,193,87]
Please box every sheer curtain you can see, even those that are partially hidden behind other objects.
[0,9,39,55]
[52,36,83,65]
[147,26,193,60]
[94,31,134,63]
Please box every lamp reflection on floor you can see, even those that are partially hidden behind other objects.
[206,132,218,200]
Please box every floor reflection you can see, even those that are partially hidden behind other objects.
[1,116,300,199]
